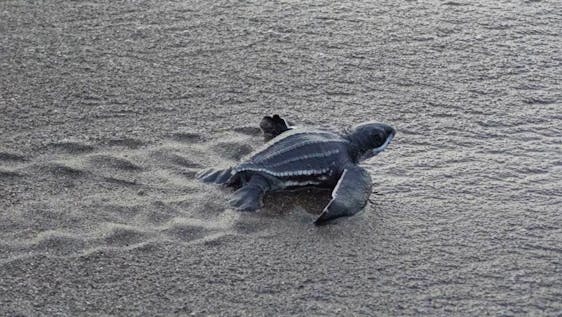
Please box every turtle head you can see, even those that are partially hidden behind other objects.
[347,122,396,162]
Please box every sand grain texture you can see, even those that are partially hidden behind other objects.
[1,0,561,316]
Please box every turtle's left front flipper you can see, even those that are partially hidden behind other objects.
[314,166,372,225]
[229,174,270,211]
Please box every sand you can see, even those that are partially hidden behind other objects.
[1,0,561,316]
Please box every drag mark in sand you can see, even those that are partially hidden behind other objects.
[0,128,281,265]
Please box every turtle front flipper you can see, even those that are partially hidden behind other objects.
[229,174,270,211]
[260,114,292,141]
[314,166,372,225]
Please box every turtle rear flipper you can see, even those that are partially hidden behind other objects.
[196,167,234,185]
[260,115,292,141]
[314,166,372,225]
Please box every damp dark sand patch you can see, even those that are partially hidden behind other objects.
[46,141,94,154]
[0,152,27,162]
[171,132,206,143]
[0,168,23,178]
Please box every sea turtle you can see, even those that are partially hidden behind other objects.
[197,115,396,225]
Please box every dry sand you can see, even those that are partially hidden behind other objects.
[1,0,561,316]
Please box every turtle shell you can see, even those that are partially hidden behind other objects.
[233,128,353,189]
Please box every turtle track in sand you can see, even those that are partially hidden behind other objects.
[2,127,321,265]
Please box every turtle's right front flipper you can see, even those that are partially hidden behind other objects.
[260,114,292,141]
[314,166,372,225]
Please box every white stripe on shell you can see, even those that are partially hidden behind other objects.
[281,180,322,187]
[234,166,331,177]
[247,128,348,162]
[267,148,340,167]
[254,138,348,163]
[252,128,317,153]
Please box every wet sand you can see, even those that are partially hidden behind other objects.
[1,0,561,315]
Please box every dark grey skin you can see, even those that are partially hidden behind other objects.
[197,115,396,225]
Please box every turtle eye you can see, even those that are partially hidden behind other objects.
[376,131,385,145]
